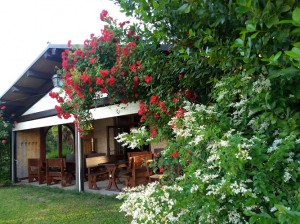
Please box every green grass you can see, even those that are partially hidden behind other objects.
[0,185,131,224]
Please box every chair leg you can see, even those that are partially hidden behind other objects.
[88,175,99,190]
[123,176,131,187]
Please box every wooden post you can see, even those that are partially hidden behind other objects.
[40,127,46,161]
[58,125,62,158]
[11,130,17,182]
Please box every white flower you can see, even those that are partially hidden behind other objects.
[252,75,271,93]
[190,184,199,193]
[284,168,292,182]
[220,140,228,147]
[267,138,282,153]
[270,207,277,212]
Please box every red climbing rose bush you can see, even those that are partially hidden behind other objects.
[51,10,195,137]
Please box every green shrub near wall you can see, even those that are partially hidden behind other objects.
[0,141,10,184]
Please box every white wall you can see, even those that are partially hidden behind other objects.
[14,102,139,131]
[22,88,59,115]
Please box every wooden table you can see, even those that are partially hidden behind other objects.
[102,160,128,191]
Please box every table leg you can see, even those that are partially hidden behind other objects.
[106,165,120,191]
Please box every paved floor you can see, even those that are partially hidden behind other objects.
[17,179,125,196]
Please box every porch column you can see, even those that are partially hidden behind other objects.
[75,127,84,192]
[11,130,17,182]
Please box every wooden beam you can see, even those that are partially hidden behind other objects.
[17,109,57,122]
[26,70,52,81]
[0,100,25,107]
[44,48,63,63]
[11,85,40,95]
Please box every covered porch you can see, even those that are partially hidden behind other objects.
[12,102,146,192]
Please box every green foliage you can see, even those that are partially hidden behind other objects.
[46,126,74,158]
[0,107,12,183]
[0,140,10,183]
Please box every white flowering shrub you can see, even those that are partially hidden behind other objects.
[119,92,300,223]
[115,126,152,150]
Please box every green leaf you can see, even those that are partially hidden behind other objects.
[278,19,293,24]
[189,29,194,37]
[265,15,279,28]
[232,38,244,48]
[177,4,190,13]
[249,216,258,224]
[235,6,250,14]
[269,67,299,79]
[152,0,158,9]
[273,51,282,61]
[250,32,259,39]
[246,24,256,32]
[292,27,300,34]
[293,42,300,48]
[292,7,300,24]
[246,68,255,75]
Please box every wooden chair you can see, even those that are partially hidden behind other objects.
[46,158,72,187]
[122,153,153,187]
[28,158,45,184]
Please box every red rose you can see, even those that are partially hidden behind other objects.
[159,166,164,173]
[1,140,6,144]
[144,75,153,83]
[107,77,116,86]
[89,57,96,64]
[80,73,91,84]
[129,64,137,73]
[100,70,109,78]
[95,77,104,86]
[151,129,157,137]
[100,10,108,21]
[171,152,179,158]
[150,95,159,105]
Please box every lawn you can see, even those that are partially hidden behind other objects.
[0,185,131,224]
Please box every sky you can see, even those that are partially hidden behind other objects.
[0,0,131,96]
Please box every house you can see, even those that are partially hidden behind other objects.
[0,44,166,192]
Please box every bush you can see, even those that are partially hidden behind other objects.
[0,140,10,183]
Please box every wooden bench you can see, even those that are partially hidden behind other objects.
[85,156,115,190]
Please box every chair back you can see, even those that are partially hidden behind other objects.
[28,158,39,173]
[131,153,153,170]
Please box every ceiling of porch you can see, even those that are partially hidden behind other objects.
[0,44,68,119]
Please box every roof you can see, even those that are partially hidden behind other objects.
[0,44,68,119]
